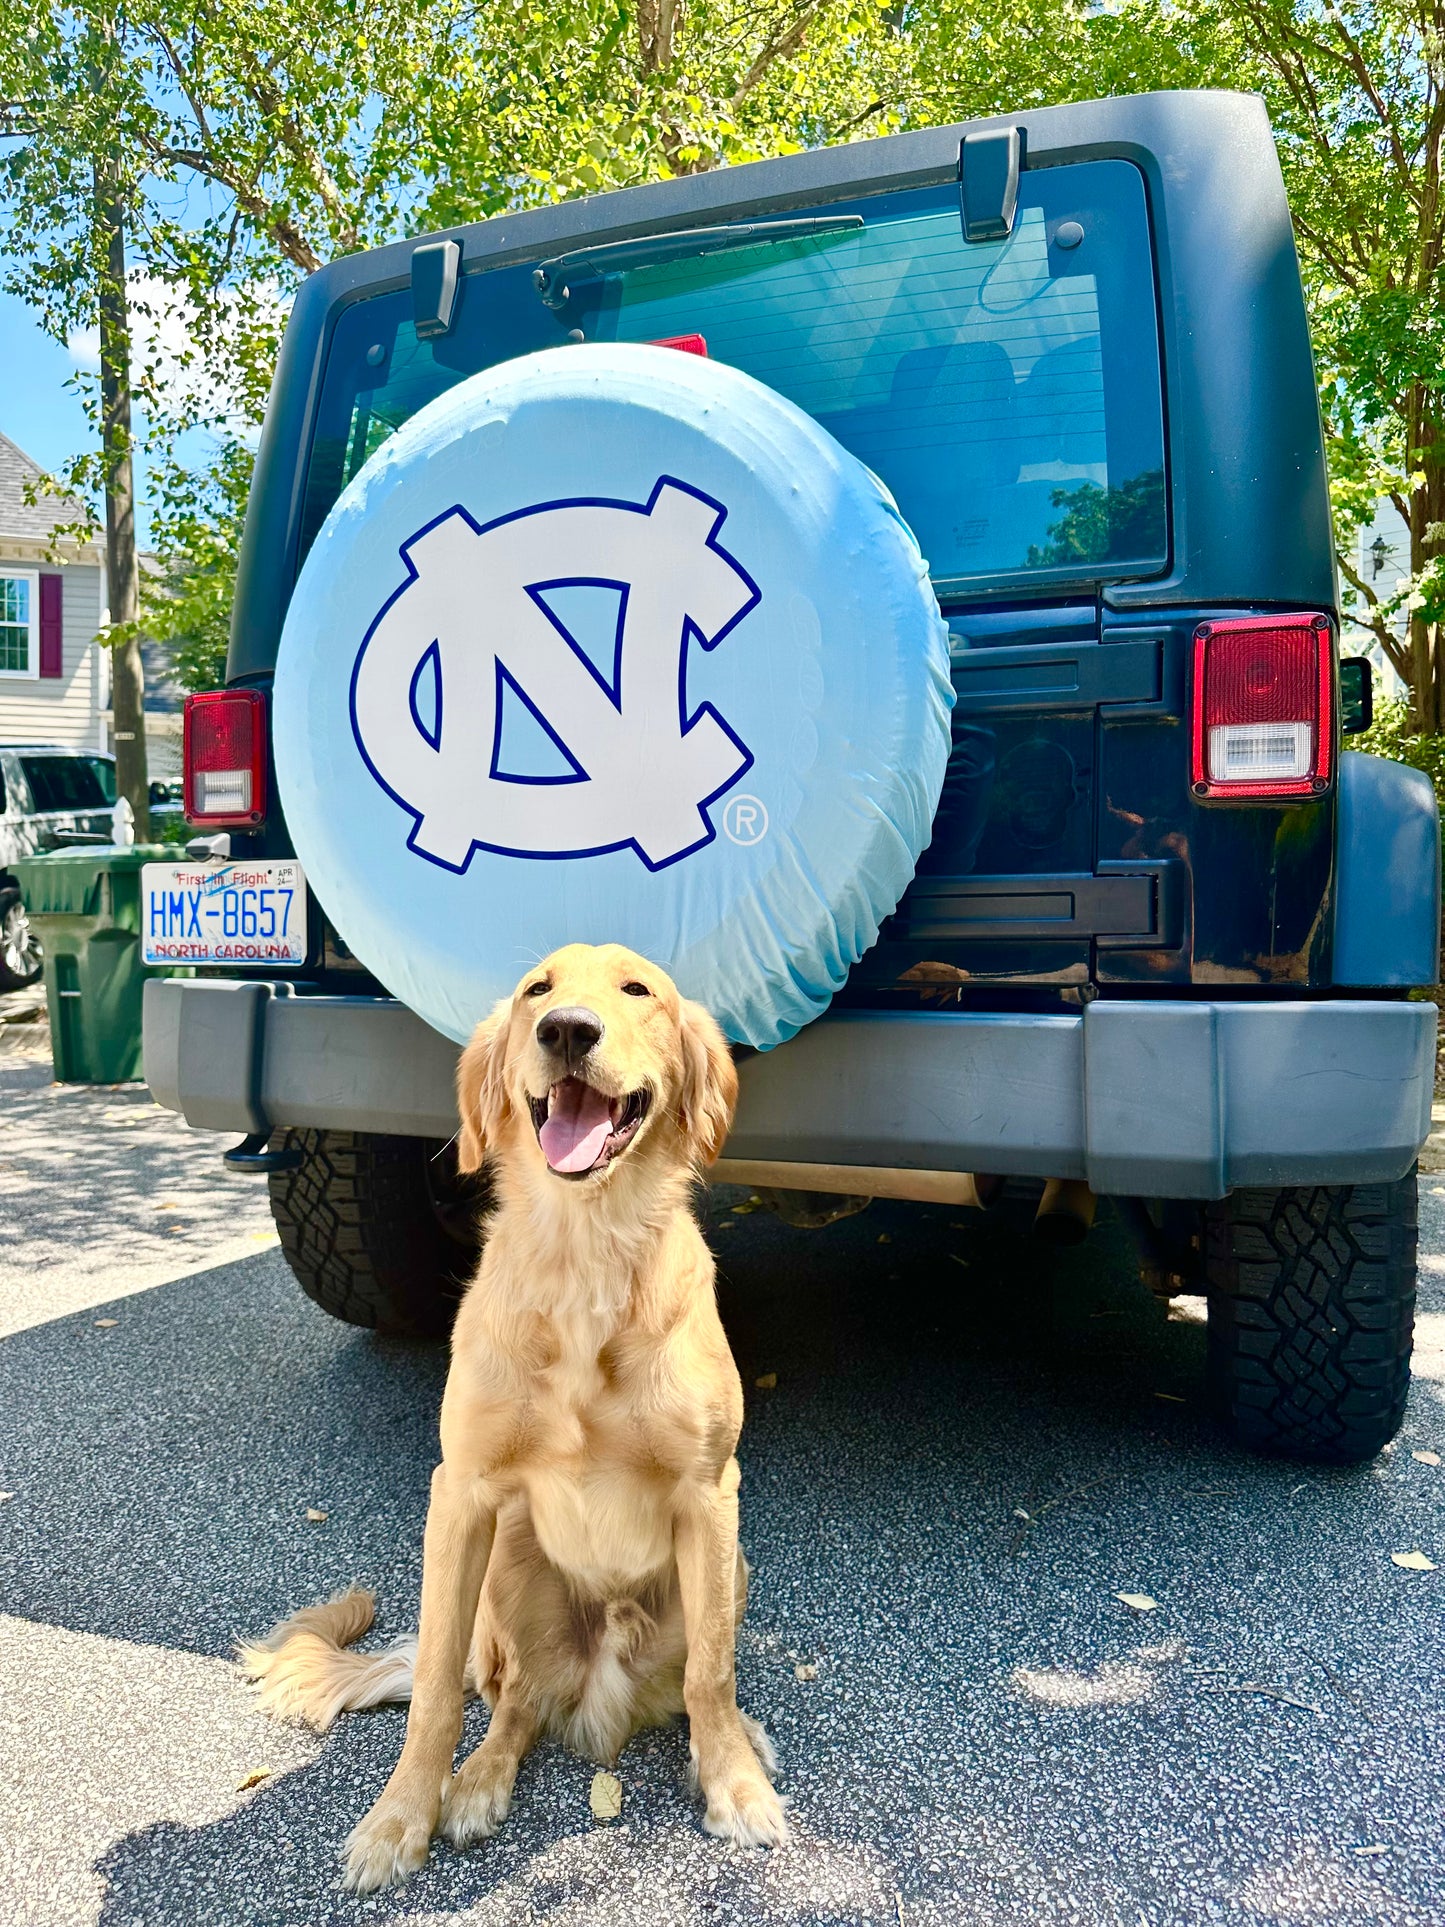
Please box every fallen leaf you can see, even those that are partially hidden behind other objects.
[1115,1592,1158,1612]
[1412,1450,1442,1467]
[794,1662,818,1681]
[754,1372,777,1390]
[250,1231,276,1242]
[94,1318,118,1329]
[305,1508,328,1524]
[155,1201,178,1211]
[167,1224,186,1234]
[1390,1549,1437,1572]
[236,1767,272,1792]
[877,1233,892,1244]
[949,1254,969,1269]
[0,1492,13,1503]
[589,1770,622,1821]
[1353,1844,1388,1857]
[1154,1392,1186,1404]
[730,1196,764,1215]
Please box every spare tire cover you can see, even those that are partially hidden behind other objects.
[274,343,952,1050]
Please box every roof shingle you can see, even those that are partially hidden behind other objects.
[0,429,91,542]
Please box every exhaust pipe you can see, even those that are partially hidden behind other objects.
[1033,1178,1096,1246]
[711,1160,1007,1210]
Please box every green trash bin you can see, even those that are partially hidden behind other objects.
[12,845,178,1083]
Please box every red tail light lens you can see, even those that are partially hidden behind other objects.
[1190,614,1333,800]
[184,689,267,825]
[648,333,708,356]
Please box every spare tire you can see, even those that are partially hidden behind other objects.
[274,343,952,1050]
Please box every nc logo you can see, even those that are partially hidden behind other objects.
[350,477,759,872]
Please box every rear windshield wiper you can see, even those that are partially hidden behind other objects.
[531,215,864,310]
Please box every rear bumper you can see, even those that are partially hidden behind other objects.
[143,980,1437,1200]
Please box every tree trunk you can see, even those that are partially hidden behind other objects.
[94,157,150,838]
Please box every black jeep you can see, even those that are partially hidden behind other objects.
[144,90,1438,1464]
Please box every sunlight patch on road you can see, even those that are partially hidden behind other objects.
[0,1059,277,1338]
[1010,1659,1155,1710]
[0,1613,316,1926]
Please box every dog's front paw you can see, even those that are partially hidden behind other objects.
[342,1795,437,1892]
[441,1752,516,1849]
[701,1761,790,1849]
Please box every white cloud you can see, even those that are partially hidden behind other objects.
[66,270,282,432]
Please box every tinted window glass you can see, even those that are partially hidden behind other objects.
[302,160,1165,590]
[20,754,115,812]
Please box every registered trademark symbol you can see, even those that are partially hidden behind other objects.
[722,794,769,845]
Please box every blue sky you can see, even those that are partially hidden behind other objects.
[0,270,277,554]
[0,291,94,484]
[0,155,254,548]
[0,286,181,547]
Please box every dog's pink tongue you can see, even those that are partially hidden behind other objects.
[540,1079,614,1173]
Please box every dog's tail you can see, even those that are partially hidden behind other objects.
[238,1588,424,1731]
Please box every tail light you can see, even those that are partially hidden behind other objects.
[184,688,267,825]
[1190,614,1334,801]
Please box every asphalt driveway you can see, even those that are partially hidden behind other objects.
[2,1037,1443,1927]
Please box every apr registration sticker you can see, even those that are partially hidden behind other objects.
[141,859,308,966]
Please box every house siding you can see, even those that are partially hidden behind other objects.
[0,563,104,750]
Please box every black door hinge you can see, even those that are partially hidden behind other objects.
[960,128,1022,244]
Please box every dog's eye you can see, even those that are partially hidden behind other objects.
[621,981,651,998]
[524,979,551,999]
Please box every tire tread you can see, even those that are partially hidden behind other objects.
[1205,1176,1417,1464]
[267,1129,480,1335]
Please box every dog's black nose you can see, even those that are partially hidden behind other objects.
[536,1006,604,1072]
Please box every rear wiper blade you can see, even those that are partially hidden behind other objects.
[531,215,864,310]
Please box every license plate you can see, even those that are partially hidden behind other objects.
[141,860,308,966]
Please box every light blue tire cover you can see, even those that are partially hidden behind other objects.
[274,343,953,1050]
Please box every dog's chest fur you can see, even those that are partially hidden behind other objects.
[513,1316,673,1585]
[450,1206,739,1594]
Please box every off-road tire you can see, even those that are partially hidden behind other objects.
[1203,1176,1417,1464]
[268,1129,487,1336]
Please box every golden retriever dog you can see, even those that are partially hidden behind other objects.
[240,942,786,1890]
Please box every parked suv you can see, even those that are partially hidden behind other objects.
[0,745,119,990]
[144,91,1439,1463]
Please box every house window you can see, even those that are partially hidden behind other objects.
[0,571,38,677]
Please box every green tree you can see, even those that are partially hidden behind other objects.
[904,0,1445,733]
[5,0,906,705]
[0,5,159,829]
[142,437,252,692]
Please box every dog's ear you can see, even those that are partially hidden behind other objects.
[678,997,738,1167]
[456,998,513,1174]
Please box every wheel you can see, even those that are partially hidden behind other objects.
[267,1129,488,1335]
[0,887,43,992]
[1203,1177,1417,1464]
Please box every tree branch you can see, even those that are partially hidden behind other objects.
[732,0,829,108]
[136,136,323,272]
[1338,546,1412,680]
[233,50,359,254]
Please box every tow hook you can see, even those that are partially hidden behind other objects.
[223,1132,303,1174]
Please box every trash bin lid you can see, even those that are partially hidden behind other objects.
[12,845,171,919]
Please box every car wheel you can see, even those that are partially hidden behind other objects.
[267,1128,489,1335]
[0,887,43,992]
[1203,1176,1417,1464]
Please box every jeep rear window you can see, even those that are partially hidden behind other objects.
[301,160,1165,591]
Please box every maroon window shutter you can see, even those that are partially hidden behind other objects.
[38,574,63,678]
